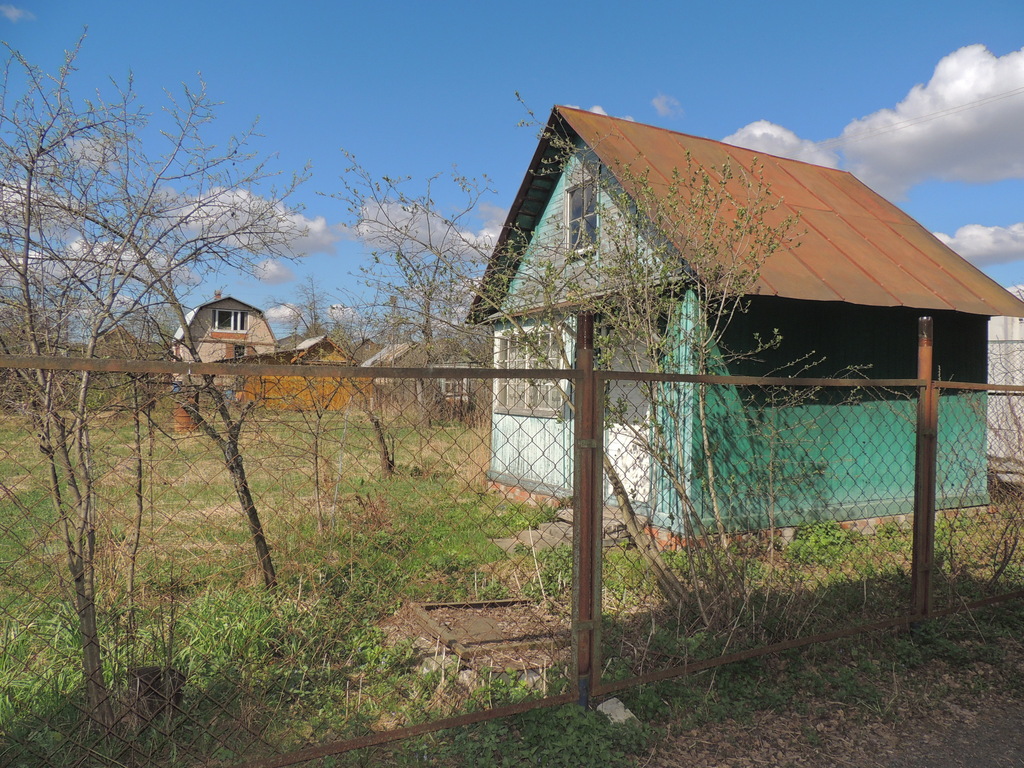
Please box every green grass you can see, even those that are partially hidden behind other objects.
[0,405,568,764]
[2,402,1024,766]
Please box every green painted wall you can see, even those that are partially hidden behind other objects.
[649,297,990,533]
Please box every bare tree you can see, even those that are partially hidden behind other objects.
[0,40,306,726]
[334,159,494,364]
[268,274,344,342]
[333,161,494,441]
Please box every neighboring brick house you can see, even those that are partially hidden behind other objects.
[172,293,276,363]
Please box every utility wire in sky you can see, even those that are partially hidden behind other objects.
[817,84,1024,150]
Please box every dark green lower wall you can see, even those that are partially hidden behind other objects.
[650,386,987,534]
[649,293,991,534]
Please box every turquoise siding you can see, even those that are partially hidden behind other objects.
[650,298,990,534]
[506,146,606,313]
[655,388,988,534]
[490,411,572,495]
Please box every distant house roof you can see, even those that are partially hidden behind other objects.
[473,106,1024,320]
[361,342,417,368]
[234,335,352,365]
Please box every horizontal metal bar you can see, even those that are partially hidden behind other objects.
[938,381,1024,393]
[0,355,581,382]
[597,370,925,388]
[232,692,577,768]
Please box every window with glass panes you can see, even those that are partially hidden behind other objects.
[213,309,249,332]
[567,173,597,252]
[495,330,563,415]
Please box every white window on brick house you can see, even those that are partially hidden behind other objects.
[214,309,248,332]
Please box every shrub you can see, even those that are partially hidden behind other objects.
[785,521,859,567]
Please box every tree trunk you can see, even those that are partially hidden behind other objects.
[71,550,116,729]
[602,455,688,608]
[224,439,277,589]
[182,386,278,590]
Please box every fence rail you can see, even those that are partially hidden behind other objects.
[2,317,1024,766]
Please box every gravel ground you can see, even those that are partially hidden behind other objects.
[640,693,1024,767]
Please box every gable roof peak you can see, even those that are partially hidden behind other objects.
[472,105,1024,319]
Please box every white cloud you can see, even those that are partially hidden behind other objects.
[722,120,841,168]
[254,259,295,285]
[328,303,360,324]
[934,222,1024,267]
[0,5,34,22]
[357,199,495,261]
[283,212,347,256]
[476,201,507,244]
[652,93,683,119]
[264,303,300,324]
[721,45,1024,201]
[839,45,1024,199]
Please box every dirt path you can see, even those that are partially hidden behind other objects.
[640,687,1024,768]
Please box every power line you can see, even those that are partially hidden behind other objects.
[817,84,1024,150]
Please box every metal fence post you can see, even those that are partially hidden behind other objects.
[911,316,938,621]
[573,311,601,708]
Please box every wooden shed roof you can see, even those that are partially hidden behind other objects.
[473,106,1024,319]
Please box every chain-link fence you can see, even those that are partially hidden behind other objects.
[2,324,1024,766]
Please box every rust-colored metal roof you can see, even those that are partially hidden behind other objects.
[475,106,1024,319]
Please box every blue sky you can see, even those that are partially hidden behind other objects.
[4,0,1024,329]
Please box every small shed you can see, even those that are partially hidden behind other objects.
[473,106,1024,535]
[235,336,357,411]
[361,340,491,424]
[988,311,1024,481]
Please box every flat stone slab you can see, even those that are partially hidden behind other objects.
[409,600,569,660]
[491,506,652,553]
[492,520,573,553]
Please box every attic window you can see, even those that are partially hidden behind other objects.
[214,309,248,332]
[566,174,598,253]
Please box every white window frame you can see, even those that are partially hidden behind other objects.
[214,309,249,332]
[495,328,564,417]
[439,376,469,402]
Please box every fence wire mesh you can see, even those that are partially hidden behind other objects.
[0,365,573,767]
[932,383,1024,610]
[2,356,1023,766]
[594,379,923,688]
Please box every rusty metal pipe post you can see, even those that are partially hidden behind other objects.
[573,312,601,708]
[911,316,938,621]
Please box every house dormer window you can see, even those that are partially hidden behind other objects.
[567,172,598,254]
[214,309,249,332]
